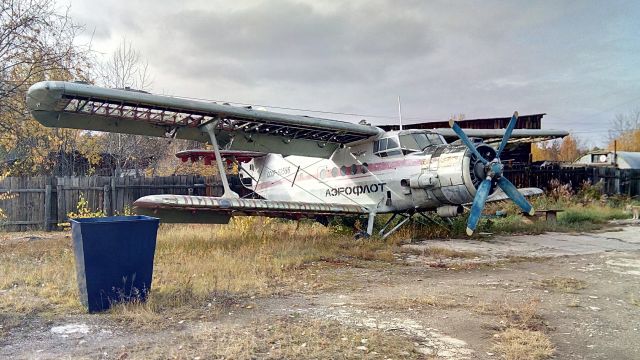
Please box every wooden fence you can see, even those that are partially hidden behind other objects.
[0,175,223,232]
[1,165,639,232]
[505,164,640,196]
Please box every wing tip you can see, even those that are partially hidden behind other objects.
[466,227,474,236]
[528,208,535,216]
[513,110,519,118]
[448,119,455,127]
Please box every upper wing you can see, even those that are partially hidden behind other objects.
[26,81,382,158]
[435,128,568,142]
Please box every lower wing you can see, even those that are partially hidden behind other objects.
[485,187,543,204]
[134,195,368,223]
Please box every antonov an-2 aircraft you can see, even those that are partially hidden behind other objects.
[26,81,568,237]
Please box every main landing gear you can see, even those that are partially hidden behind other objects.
[355,211,453,240]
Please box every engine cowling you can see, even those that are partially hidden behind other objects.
[410,143,498,206]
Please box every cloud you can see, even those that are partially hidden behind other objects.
[146,0,436,86]
[68,0,640,146]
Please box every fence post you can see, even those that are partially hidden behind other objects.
[43,184,52,231]
[56,183,64,225]
[110,176,117,215]
[104,185,113,216]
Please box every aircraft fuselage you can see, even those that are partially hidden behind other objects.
[242,129,496,215]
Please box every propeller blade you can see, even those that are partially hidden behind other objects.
[496,111,518,158]
[449,119,488,164]
[466,178,492,236]
[497,176,535,215]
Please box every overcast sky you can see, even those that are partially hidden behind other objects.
[67,0,640,147]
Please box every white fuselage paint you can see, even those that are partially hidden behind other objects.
[241,130,479,214]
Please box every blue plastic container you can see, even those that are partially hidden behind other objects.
[70,216,160,313]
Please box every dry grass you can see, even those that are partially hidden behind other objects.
[368,295,459,311]
[538,277,587,293]
[463,297,555,360]
[114,316,422,359]
[492,328,555,360]
[0,218,402,332]
[401,245,479,259]
[474,299,555,360]
[474,298,547,332]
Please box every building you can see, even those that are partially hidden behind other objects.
[574,151,640,170]
[380,113,554,163]
[379,113,546,132]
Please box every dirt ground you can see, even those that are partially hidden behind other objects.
[1,224,640,359]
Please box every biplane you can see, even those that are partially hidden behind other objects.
[26,81,568,237]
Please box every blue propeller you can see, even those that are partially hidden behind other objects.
[449,111,535,236]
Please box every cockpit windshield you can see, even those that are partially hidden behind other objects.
[399,132,444,153]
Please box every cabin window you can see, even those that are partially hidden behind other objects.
[374,136,402,157]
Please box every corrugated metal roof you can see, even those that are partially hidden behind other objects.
[618,151,640,169]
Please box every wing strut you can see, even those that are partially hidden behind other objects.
[203,120,239,198]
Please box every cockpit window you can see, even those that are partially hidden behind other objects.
[399,132,444,153]
[427,133,444,145]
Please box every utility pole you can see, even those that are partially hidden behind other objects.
[397,96,403,131]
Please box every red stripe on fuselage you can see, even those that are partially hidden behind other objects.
[254,158,423,191]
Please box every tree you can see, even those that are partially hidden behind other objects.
[532,135,584,162]
[608,108,640,142]
[531,140,560,162]
[608,129,640,152]
[96,38,170,176]
[558,135,583,162]
[0,0,88,110]
[96,38,151,90]
[607,109,640,152]
[0,0,91,175]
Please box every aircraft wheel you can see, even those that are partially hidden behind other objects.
[354,231,370,240]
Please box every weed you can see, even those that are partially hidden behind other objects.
[368,295,459,311]
[492,328,555,360]
[474,299,546,332]
[400,246,479,259]
[538,277,586,293]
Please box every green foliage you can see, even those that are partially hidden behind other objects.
[116,204,136,216]
[328,215,361,235]
[58,193,105,228]
[558,206,628,225]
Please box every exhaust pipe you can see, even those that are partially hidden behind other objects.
[436,205,464,218]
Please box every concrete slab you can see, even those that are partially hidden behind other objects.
[405,226,640,259]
